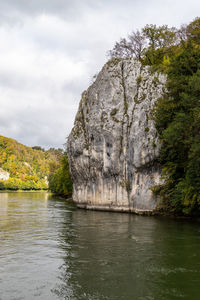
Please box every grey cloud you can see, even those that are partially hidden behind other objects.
[0,0,139,16]
[0,70,36,90]
[0,103,74,149]
[0,0,75,16]
[0,0,103,22]
[0,0,199,149]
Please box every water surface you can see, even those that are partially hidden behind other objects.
[0,192,200,299]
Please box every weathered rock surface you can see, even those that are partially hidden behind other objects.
[0,168,9,181]
[67,58,166,213]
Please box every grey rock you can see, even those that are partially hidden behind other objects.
[67,58,166,213]
[0,168,9,181]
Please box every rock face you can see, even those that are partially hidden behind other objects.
[0,168,9,181]
[67,58,166,213]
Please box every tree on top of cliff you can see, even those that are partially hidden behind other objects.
[186,17,200,44]
[108,24,177,69]
[152,18,200,215]
[107,30,146,59]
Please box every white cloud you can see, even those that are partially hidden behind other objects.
[0,0,199,148]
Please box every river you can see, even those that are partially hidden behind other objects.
[0,192,200,299]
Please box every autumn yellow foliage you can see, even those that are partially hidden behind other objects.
[0,135,62,190]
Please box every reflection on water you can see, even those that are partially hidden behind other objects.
[0,192,200,299]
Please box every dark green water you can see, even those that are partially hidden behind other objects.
[0,192,200,299]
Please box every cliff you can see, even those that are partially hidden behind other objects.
[67,58,166,213]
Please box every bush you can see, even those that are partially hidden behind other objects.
[48,152,72,197]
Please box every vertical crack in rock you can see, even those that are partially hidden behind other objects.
[67,58,166,214]
[120,61,131,206]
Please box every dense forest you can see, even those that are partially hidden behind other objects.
[0,135,63,191]
[48,151,72,197]
[109,17,200,215]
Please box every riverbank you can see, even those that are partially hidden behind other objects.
[0,190,49,193]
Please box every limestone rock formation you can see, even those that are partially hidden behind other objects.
[67,58,166,213]
[0,168,10,181]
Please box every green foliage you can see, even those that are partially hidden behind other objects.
[0,135,62,191]
[120,179,131,192]
[142,24,177,49]
[48,152,72,197]
[108,23,179,72]
[141,24,177,69]
[153,18,200,215]
[0,178,48,190]
[110,108,118,116]
[137,75,143,85]
[32,146,45,151]
[186,17,200,45]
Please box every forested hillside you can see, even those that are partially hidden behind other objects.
[0,135,62,190]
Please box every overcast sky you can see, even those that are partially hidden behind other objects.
[0,0,199,149]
